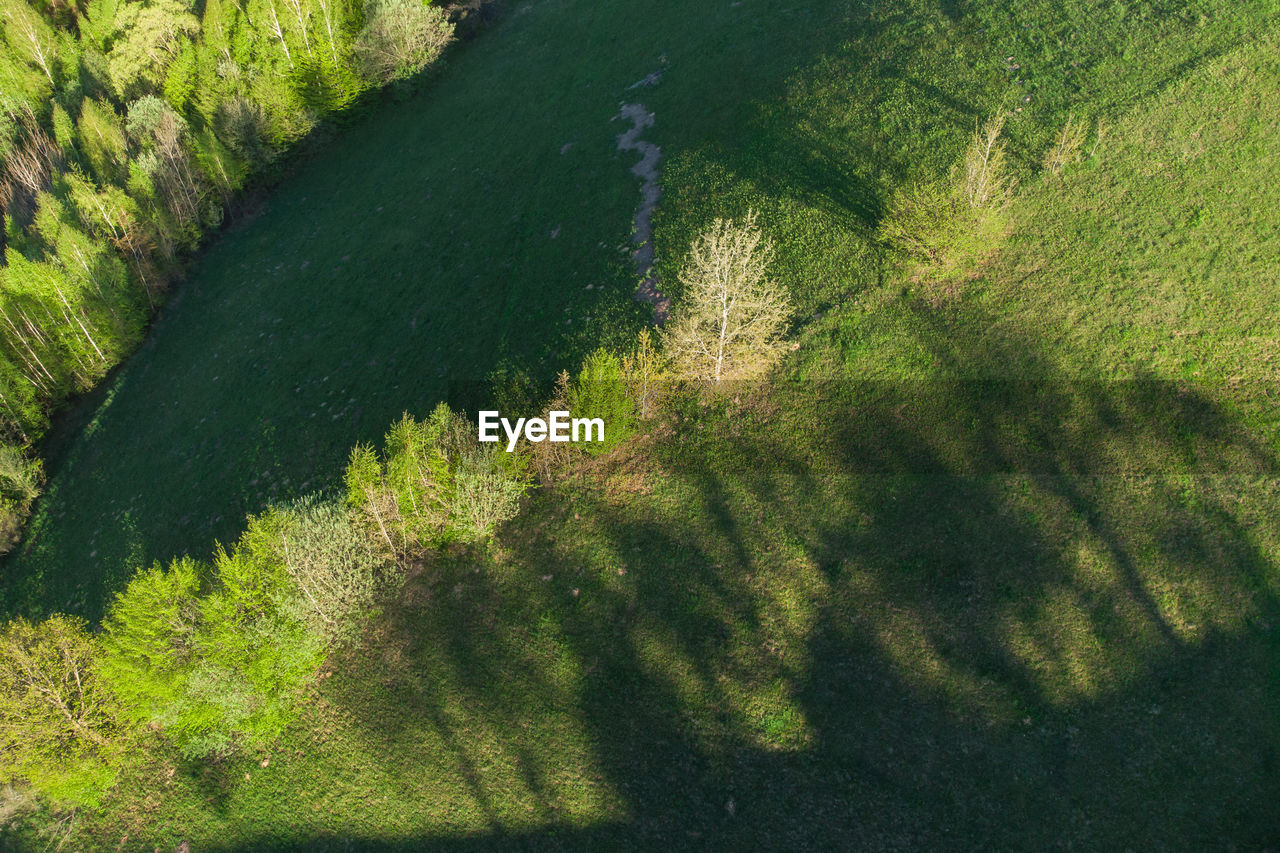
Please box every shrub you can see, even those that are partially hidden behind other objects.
[448,446,529,541]
[1043,113,1089,177]
[528,371,575,483]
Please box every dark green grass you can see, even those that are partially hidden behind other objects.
[2,0,853,620]
[5,0,1280,848]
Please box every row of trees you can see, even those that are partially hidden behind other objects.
[0,210,796,811]
[0,0,458,546]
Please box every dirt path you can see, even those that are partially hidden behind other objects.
[615,102,670,321]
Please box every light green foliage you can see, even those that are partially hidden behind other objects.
[101,0,200,100]
[98,558,202,728]
[448,445,529,541]
[877,112,1014,287]
[566,348,635,455]
[240,496,396,644]
[353,0,452,84]
[0,0,453,551]
[0,615,121,808]
[346,403,530,549]
[0,445,39,504]
[161,36,197,113]
[1042,113,1090,177]
[100,553,324,758]
[0,444,41,550]
[0,0,59,85]
[1,0,1278,849]
[49,104,75,153]
[178,589,323,757]
[621,329,663,419]
[75,97,129,184]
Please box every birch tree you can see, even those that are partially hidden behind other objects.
[662,210,792,384]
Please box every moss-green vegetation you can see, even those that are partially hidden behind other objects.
[5,0,1280,847]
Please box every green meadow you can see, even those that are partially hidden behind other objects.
[5,0,1280,847]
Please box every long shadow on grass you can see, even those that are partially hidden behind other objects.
[194,314,1280,850]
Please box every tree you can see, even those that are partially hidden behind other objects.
[961,112,1015,210]
[662,210,792,384]
[232,496,395,644]
[877,111,1016,286]
[621,328,663,419]
[98,558,203,733]
[567,348,635,455]
[0,615,122,808]
[74,97,129,186]
[100,0,200,100]
[346,403,529,549]
[100,555,324,758]
[352,0,452,85]
[0,441,42,549]
[0,0,59,85]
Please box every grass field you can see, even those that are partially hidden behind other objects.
[5,0,1280,848]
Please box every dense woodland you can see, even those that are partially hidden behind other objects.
[0,0,465,544]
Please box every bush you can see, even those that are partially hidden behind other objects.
[1043,113,1090,177]
[448,446,529,540]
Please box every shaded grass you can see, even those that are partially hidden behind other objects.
[54,363,1280,849]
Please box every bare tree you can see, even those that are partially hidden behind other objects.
[353,0,453,85]
[1043,113,1089,177]
[962,113,1014,210]
[662,211,792,384]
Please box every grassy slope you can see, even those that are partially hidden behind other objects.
[6,0,1280,848]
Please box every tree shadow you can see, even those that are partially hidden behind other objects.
[180,307,1280,850]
